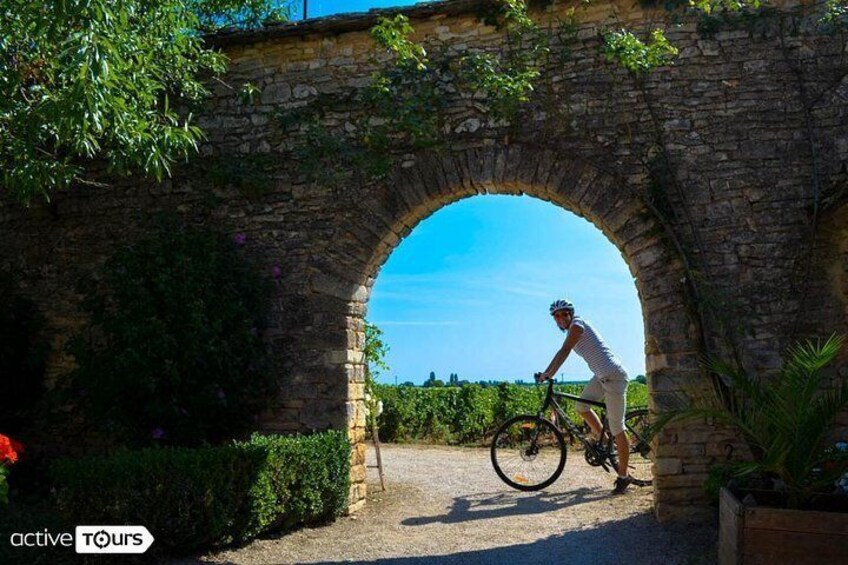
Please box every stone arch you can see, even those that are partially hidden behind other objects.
[303,143,704,520]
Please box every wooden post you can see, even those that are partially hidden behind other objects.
[371,419,386,492]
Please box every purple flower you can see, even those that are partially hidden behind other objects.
[271,264,282,279]
[250,326,259,337]
[151,427,166,440]
[233,233,247,246]
[217,389,227,401]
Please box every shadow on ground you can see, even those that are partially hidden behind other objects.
[177,497,716,565]
[401,488,605,526]
[308,512,717,565]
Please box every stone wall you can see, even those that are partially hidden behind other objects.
[1,0,846,522]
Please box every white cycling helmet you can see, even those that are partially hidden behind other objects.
[549,299,574,316]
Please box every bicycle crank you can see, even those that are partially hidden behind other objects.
[583,445,609,468]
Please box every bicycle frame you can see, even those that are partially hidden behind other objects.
[536,378,618,473]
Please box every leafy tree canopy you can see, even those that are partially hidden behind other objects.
[0,0,293,205]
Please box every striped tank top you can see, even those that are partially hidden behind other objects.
[569,316,628,379]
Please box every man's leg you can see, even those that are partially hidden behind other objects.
[614,430,630,477]
[604,376,630,481]
[575,376,603,440]
[579,409,603,440]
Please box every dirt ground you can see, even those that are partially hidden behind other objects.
[169,443,718,565]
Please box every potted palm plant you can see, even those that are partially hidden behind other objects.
[657,335,848,564]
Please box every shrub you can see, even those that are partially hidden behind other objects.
[50,431,350,555]
[452,385,497,443]
[0,275,48,435]
[375,382,649,444]
[68,218,276,448]
[376,386,463,442]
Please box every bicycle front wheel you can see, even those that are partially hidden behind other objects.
[491,415,567,491]
[623,408,653,486]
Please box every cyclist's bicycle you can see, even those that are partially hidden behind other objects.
[490,377,653,491]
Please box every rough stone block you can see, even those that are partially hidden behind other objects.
[654,458,684,476]
[655,503,715,524]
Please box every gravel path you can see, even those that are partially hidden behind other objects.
[171,443,717,565]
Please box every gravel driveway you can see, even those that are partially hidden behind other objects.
[172,443,717,565]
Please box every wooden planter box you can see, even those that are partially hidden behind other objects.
[719,487,848,564]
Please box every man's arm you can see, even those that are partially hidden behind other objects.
[538,324,583,381]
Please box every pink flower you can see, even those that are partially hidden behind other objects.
[271,265,282,279]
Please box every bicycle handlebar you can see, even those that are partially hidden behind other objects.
[533,372,553,383]
[532,373,555,411]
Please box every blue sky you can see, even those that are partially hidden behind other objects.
[286,0,420,20]
[367,195,646,385]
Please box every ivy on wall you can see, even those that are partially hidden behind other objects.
[602,28,678,74]
[280,0,817,192]
[280,0,551,189]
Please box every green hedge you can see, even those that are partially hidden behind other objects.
[375,382,649,444]
[50,431,350,555]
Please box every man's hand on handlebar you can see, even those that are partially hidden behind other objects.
[534,371,553,383]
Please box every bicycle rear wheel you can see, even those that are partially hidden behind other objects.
[623,408,653,486]
[491,415,567,491]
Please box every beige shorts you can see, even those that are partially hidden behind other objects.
[575,371,629,436]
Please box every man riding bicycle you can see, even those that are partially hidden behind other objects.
[536,299,633,494]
